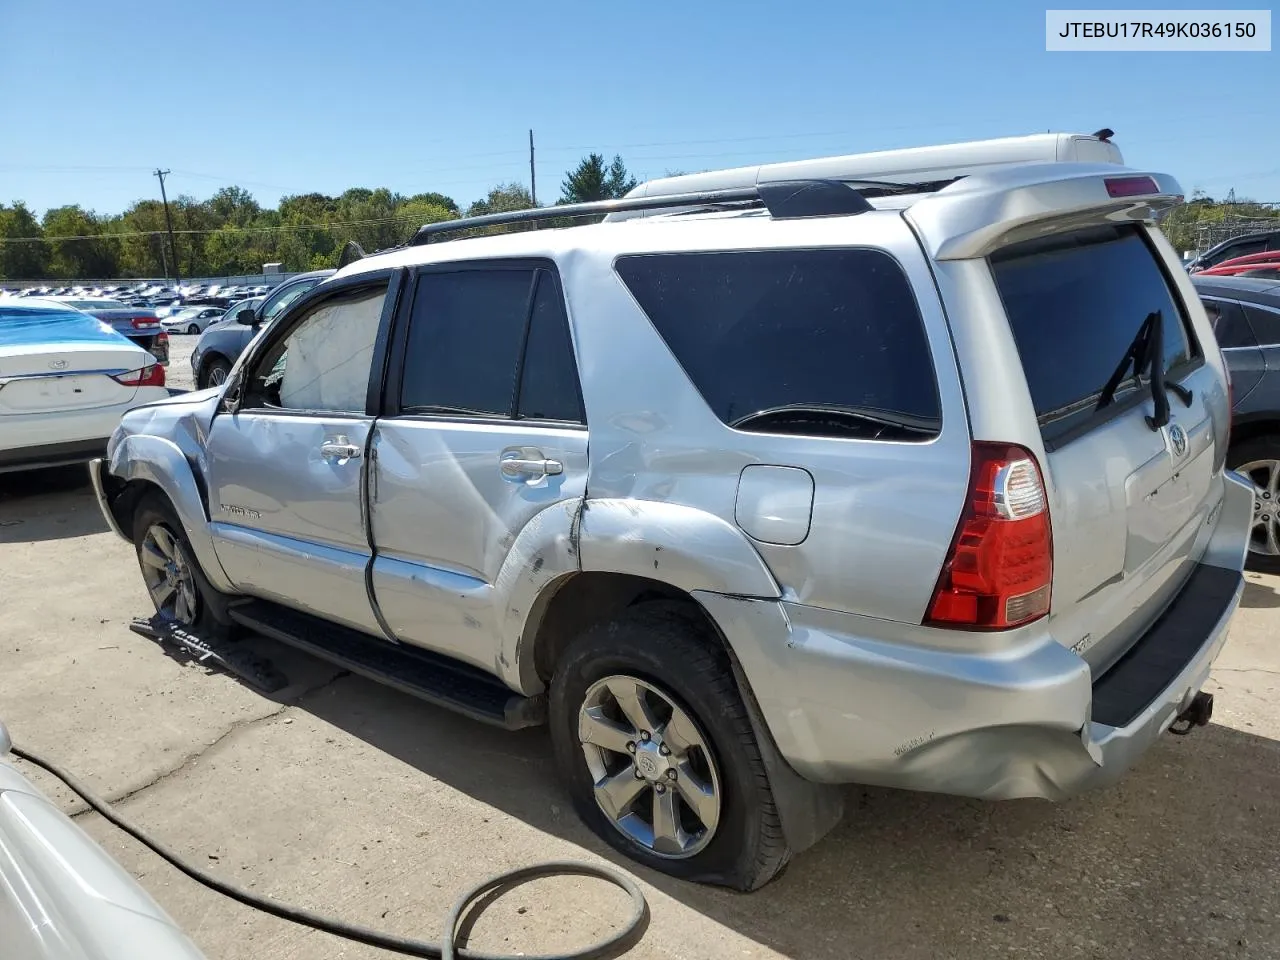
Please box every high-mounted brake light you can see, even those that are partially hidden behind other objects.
[112,364,166,388]
[1104,175,1159,199]
[926,442,1052,630]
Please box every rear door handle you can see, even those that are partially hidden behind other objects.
[320,437,362,462]
[500,447,563,481]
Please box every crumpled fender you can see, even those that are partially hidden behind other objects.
[108,434,233,593]
[578,499,780,598]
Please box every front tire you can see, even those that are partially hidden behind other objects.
[549,602,790,890]
[1228,436,1280,572]
[199,356,232,390]
[131,492,227,636]
[187,323,200,335]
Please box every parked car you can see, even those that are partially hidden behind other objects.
[94,142,1248,890]
[44,296,169,365]
[162,306,225,335]
[0,299,168,473]
[1194,275,1280,568]
[190,271,333,389]
[1187,229,1280,273]
[0,720,207,959]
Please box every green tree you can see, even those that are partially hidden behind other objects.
[42,205,119,279]
[467,183,534,217]
[560,153,609,204]
[408,191,458,214]
[605,155,637,198]
[0,202,50,279]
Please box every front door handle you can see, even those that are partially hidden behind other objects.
[500,447,563,481]
[320,437,362,462]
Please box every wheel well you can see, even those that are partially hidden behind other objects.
[198,351,230,377]
[1229,418,1280,451]
[530,572,721,686]
[101,476,165,544]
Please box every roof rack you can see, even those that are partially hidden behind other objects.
[407,179,877,245]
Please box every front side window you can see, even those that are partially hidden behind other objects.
[245,286,386,413]
[261,277,321,322]
[615,248,940,440]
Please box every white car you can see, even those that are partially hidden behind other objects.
[161,306,226,336]
[0,299,170,473]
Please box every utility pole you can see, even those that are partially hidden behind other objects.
[529,129,537,207]
[153,168,181,288]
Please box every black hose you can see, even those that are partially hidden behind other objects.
[12,744,648,960]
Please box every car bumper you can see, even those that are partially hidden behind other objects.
[695,471,1252,802]
[0,392,163,475]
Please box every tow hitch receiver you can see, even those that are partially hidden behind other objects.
[1169,691,1214,736]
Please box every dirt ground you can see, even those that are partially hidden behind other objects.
[2,353,1278,959]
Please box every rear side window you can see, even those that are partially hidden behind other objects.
[990,225,1198,445]
[398,266,585,423]
[615,249,940,440]
[1202,298,1256,348]
[1243,304,1280,346]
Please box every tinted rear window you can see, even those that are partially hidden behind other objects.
[990,225,1197,445]
[615,249,940,441]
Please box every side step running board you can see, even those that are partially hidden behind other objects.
[228,601,545,730]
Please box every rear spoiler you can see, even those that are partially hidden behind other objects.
[905,164,1183,261]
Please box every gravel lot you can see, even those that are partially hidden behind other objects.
[2,375,1279,958]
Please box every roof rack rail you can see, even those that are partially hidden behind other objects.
[407,179,873,245]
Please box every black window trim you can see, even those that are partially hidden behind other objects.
[1240,299,1280,349]
[1201,296,1260,352]
[989,223,1205,453]
[610,245,944,442]
[380,257,587,429]
[223,267,404,420]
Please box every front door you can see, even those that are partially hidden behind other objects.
[369,264,588,674]
[206,274,395,635]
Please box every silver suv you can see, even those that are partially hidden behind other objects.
[92,143,1251,890]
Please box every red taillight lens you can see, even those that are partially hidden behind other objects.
[926,442,1052,630]
[1104,175,1158,198]
[112,364,166,388]
[129,316,155,328]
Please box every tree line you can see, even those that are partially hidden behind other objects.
[0,153,640,281]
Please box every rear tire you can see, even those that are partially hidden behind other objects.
[199,356,232,390]
[549,601,791,890]
[131,492,230,638]
[1228,436,1280,573]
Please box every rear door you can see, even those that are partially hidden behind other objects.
[1201,296,1264,404]
[369,263,588,674]
[989,224,1223,672]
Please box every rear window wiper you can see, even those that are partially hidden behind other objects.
[1096,310,1192,430]
[729,403,939,439]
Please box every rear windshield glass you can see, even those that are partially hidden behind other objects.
[990,225,1197,445]
[615,249,940,441]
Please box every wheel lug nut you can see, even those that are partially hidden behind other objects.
[666,769,677,780]
[659,744,670,756]
[626,741,636,753]
[634,769,644,779]
[654,783,666,794]
[639,731,650,742]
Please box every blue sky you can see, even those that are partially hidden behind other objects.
[1,0,1276,216]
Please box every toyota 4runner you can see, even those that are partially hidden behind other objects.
[92,135,1251,891]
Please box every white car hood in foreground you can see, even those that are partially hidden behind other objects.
[0,725,206,960]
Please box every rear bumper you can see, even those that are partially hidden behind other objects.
[695,470,1252,802]
[0,438,107,474]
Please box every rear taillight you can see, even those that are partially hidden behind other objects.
[926,442,1052,630]
[129,316,155,328]
[112,364,166,388]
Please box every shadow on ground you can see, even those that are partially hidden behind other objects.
[0,466,108,543]
[1241,576,1280,609]
[253,664,1280,960]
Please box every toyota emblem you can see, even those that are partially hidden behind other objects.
[1169,423,1188,458]
[48,359,69,371]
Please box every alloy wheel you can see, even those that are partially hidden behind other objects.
[1237,458,1280,556]
[577,675,721,859]
[139,523,200,625]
